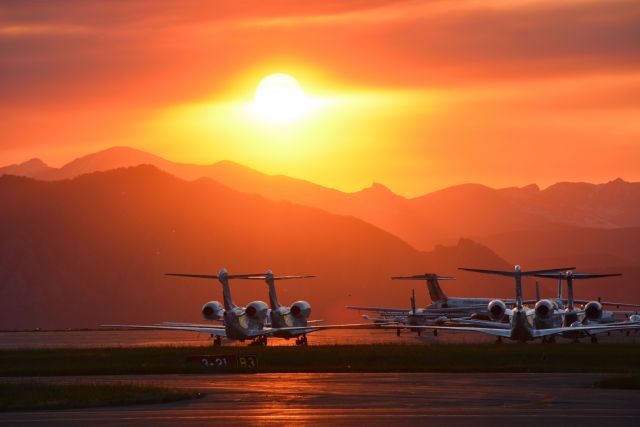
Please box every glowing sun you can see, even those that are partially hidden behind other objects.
[253,73,308,123]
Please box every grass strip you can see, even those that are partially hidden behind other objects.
[1,344,639,376]
[0,382,200,411]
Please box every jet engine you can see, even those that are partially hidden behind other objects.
[245,301,269,320]
[534,299,554,318]
[584,301,603,321]
[487,299,506,321]
[629,314,640,323]
[201,301,224,321]
[290,301,311,318]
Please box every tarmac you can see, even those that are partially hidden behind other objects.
[1,373,639,426]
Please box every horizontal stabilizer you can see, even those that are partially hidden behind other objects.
[391,274,455,281]
[239,275,316,281]
[459,267,575,277]
[165,273,265,280]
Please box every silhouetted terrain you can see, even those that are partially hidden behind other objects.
[0,166,514,329]
[4,147,638,252]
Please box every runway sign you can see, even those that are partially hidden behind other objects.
[186,354,258,371]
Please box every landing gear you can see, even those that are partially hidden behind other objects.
[295,335,308,346]
[396,328,401,337]
[495,337,503,344]
[417,330,422,337]
[591,335,598,344]
[433,330,438,337]
[213,336,222,346]
[250,336,268,346]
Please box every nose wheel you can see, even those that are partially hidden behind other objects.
[295,334,308,346]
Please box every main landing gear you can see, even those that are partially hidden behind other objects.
[495,337,503,344]
[295,335,308,346]
[590,335,598,344]
[212,335,222,346]
[541,336,556,344]
[250,336,268,346]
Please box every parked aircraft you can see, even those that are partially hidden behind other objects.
[533,271,640,341]
[381,266,640,343]
[234,270,321,345]
[105,268,380,346]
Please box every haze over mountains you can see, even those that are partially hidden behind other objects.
[1,147,638,328]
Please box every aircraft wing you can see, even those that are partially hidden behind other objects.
[598,302,640,308]
[241,322,402,338]
[160,321,224,327]
[445,319,512,329]
[102,324,228,336]
[346,306,410,313]
[570,299,640,308]
[532,323,640,338]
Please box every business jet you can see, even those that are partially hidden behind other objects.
[379,266,640,343]
[105,268,381,346]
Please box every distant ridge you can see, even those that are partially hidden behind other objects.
[2,146,639,250]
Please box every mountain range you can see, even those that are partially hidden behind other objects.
[3,146,640,251]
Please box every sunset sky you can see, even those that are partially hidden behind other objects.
[1,0,639,196]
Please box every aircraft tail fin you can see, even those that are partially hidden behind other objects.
[392,274,454,303]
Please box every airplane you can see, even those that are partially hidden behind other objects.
[105,268,383,346]
[378,265,640,343]
[347,273,525,336]
[347,274,505,318]
[533,271,640,341]
[231,270,322,345]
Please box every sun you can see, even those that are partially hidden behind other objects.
[253,73,308,123]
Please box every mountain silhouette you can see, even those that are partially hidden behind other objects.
[4,147,638,252]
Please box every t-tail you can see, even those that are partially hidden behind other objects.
[532,271,622,312]
[391,274,455,304]
[232,271,316,310]
[264,270,280,310]
[165,268,264,311]
[459,265,576,309]
[410,289,416,314]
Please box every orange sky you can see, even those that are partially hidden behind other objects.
[1,0,639,196]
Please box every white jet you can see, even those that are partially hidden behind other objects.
[379,266,640,343]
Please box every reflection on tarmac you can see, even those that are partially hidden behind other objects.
[2,328,639,349]
[1,373,639,426]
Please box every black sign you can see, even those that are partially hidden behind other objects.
[186,354,257,371]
